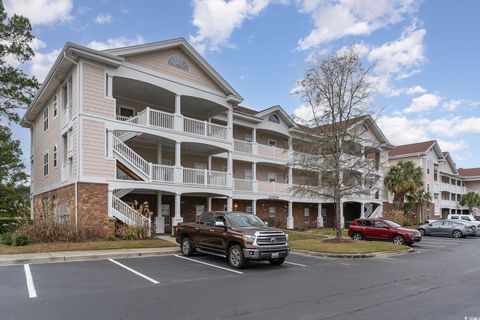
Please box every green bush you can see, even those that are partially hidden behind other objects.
[14,235,29,246]
[0,217,25,234]
[1,234,13,245]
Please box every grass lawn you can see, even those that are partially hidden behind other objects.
[310,228,349,237]
[0,238,176,255]
[290,238,409,254]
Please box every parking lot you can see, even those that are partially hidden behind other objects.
[1,236,480,320]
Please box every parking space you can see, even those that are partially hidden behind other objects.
[411,235,480,250]
[0,253,316,302]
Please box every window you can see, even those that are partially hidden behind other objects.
[53,95,58,118]
[43,107,49,132]
[268,139,277,147]
[53,145,57,167]
[304,208,310,224]
[461,216,471,221]
[450,216,459,220]
[119,106,135,118]
[167,54,189,71]
[268,172,277,183]
[427,183,430,192]
[268,114,280,123]
[105,73,109,97]
[43,153,49,176]
[269,207,276,217]
[426,161,430,174]
[245,133,253,142]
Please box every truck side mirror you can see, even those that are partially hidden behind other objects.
[215,221,226,227]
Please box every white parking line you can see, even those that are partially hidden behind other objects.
[284,261,307,267]
[23,264,37,299]
[174,255,243,274]
[108,259,159,284]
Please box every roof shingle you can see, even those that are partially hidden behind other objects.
[458,168,480,177]
[389,140,436,157]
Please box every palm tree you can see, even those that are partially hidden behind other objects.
[385,161,423,210]
[459,192,480,215]
[407,189,432,222]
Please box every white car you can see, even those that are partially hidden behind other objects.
[447,214,480,227]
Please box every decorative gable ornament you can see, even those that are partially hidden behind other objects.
[167,54,189,71]
[268,114,280,124]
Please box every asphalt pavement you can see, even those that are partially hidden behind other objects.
[1,236,479,320]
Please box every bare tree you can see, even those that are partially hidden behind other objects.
[292,50,385,239]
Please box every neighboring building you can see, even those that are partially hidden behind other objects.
[458,167,480,216]
[21,38,392,236]
[387,140,480,219]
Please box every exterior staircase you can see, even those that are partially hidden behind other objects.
[113,188,134,198]
[111,195,151,235]
[112,135,151,181]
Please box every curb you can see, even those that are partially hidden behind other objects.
[291,248,415,258]
[0,247,181,266]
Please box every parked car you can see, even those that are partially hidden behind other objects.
[348,218,422,245]
[176,211,289,269]
[417,219,477,238]
[446,214,480,227]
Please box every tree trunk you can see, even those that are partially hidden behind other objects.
[335,195,342,239]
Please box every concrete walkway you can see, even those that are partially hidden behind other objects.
[0,247,180,266]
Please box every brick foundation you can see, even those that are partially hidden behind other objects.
[33,182,115,239]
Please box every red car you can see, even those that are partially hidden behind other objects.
[348,218,422,245]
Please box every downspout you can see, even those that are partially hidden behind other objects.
[63,51,80,229]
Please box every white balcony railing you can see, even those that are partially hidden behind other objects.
[234,140,253,153]
[113,136,150,177]
[183,168,227,186]
[257,181,289,195]
[151,164,174,182]
[234,179,253,192]
[149,109,174,129]
[257,144,289,160]
[183,116,227,139]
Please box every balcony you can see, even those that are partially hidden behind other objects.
[233,179,289,195]
[233,139,289,160]
[116,107,228,140]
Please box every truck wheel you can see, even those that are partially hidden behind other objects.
[228,244,245,269]
[269,258,285,266]
[181,237,194,256]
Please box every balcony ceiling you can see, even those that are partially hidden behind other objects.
[113,77,175,110]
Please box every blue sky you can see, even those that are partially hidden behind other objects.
[4,0,480,168]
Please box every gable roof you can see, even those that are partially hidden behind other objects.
[255,105,298,128]
[233,105,258,116]
[441,151,458,174]
[458,167,480,177]
[389,140,437,157]
[103,37,242,103]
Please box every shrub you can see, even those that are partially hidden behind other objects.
[14,235,29,246]
[14,217,87,243]
[0,216,29,234]
[382,210,416,227]
[115,224,149,240]
[1,234,13,245]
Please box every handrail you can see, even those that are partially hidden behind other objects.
[113,136,150,177]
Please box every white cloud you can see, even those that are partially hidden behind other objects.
[378,115,480,146]
[4,0,73,25]
[30,47,61,82]
[297,0,419,50]
[437,139,467,153]
[405,85,426,95]
[86,36,145,51]
[443,99,462,112]
[189,0,271,53]
[403,93,442,113]
[94,13,113,24]
[293,104,315,122]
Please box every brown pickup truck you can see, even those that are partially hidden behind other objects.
[175,211,290,269]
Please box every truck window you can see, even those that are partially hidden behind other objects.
[215,215,226,225]
[200,212,214,225]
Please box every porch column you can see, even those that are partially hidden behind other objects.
[174,141,182,183]
[208,156,212,171]
[252,128,258,154]
[107,188,113,218]
[360,202,365,218]
[207,197,212,211]
[227,197,233,211]
[172,193,183,235]
[317,203,323,228]
[106,74,113,98]
[106,129,114,158]
[227,109,233,140]
[252,162,257,192]
[174,94,183,131]
[227,151,233,188]
[287,201,294,229]
[252,199,257,216]
[156,191,164,234]
[288,166,293,186]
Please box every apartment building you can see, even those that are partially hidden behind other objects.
[387,140,480,219]
[21,38,391,237]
